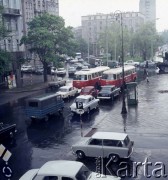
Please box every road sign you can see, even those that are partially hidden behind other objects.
[76,102,83,109]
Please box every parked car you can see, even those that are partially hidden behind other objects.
[97,85,120,101]
[80,86,99,97]
[72,131,134,161]
[73,63,84,70]
[0,123,17,142]
[81,65,89,70]
[51,66,57,75]
[19,160,120,180]
[35,66,44,74]
[56,86,78,99]
[68,66,76,76]
[25,94,64,121]
[57,68,66,75]
[21,65,34,73]
[108,60,119,68]
[83,62,91,68]
[48,78,66,90]
[70,95,99,114]
[124,60,139,67]
[139,60,156,68]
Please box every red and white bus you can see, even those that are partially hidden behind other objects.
[73,66,110,89]
[100,65,137,87]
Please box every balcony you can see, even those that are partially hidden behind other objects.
[3,8,21,16]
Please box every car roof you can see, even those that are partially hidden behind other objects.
[82,86,94,89]
[60,86,72,89]
[76,95,93,99]
[101,85,115,88]
[92,132,127,140]
[37,160,83,177]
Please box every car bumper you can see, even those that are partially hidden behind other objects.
[97,96,111,99]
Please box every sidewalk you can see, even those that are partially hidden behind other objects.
[0,82,48,106]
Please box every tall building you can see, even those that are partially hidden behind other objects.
[0,0,24,53]
[82,12,145,56]
[139,0,156,23]
[22,0,59,35]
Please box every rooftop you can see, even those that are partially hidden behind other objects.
[92,132,127,140]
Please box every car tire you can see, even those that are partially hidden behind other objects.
[76,151,85,159]
[96,103,99,110]
[109,154,119,163]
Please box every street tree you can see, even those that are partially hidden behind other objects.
[21,13,76,82]
[132,22,162,61]
[98,22,131,62]
[74,37,88,57]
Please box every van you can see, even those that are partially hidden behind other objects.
[25,94,64,121]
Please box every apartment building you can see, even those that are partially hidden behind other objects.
[139,0,156,23]
[0,0,24,53]
[81,12,145,55]
[22,0,59,35]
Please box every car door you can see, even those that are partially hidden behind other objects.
[102,139,125,158]
[86,138,103,157]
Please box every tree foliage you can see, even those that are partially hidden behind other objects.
[98,22,162,61]
[74,37,88,57]
[21,13,76,82]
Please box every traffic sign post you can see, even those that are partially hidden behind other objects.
[76,102,84,137]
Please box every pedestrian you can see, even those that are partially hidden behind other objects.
[146,71,149,83]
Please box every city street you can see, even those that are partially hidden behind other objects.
[0,73,168,179]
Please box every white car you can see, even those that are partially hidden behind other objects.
[72,132,134,161]
[51,66,57,75]
[21,65,33,73]
[19,160,120,180]
[57,68,66,75]
[124,60,139,67]
[70,95,99,114]
[57,86,78,99]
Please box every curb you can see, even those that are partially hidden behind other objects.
[5,87,47,94]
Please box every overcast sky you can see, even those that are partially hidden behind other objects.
[59,0,168,32]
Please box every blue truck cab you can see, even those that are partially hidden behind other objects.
[25,94,64,121]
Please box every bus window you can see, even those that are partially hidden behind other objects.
[92,73,95,78]
[102,74,114,80]
[98,72,102,76]
[117,74,120,79]
[81,75,87,80]
[88,75,91,80]
[113,74,117,80]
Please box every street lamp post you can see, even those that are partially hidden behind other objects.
[114,10,127,114]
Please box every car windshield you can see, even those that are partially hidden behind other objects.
[59,88,68,92]
[81,88,92,93]
[101,87,111,92]
[75,165,92,180]
[75,98,87,103]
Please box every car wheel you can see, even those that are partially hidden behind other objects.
[109,154,119,163]
[96,103,99,110]
[10,132,13,138]
[76,151,85,159]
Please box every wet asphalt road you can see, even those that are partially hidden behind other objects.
[1,72,168,179]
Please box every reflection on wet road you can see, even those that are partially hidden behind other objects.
[0,74,168,179]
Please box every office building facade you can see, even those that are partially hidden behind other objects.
[81,12,145,56]
[139,0,156,23]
